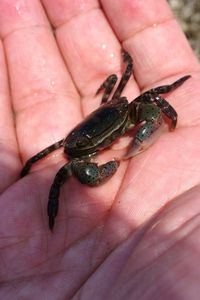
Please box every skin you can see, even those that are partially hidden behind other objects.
[0,0,200,299]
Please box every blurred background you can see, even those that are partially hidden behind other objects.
[168,0,200,58]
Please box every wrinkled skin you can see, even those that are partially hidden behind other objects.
[0,1,200,299]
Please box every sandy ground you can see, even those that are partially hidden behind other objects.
[168,0,200,58]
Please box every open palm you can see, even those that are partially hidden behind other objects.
[0,1,200,299]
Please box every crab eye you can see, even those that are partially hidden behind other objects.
[76,136,88,147]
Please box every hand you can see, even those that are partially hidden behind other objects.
[0,1,199,299]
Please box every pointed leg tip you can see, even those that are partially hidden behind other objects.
[20,167,28,178]
[49,216,55,231]
[121,48,126,54]
[95,86,103,96]
[20,171,25,178]
[171,120,177,130]
[182,74,191,81]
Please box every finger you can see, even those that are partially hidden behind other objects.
[101,0,200,88]
[0,0,80,161]
[0,40,20,191]
[41,0,139,114]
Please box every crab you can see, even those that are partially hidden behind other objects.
[21,50,190,230]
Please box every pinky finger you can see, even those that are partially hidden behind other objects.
[0,40,20,192]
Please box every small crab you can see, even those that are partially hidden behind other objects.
[21,50,190,230]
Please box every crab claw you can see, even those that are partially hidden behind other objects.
[123,121,166,159]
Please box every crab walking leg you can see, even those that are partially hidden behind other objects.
[71,159,120,186]
[96,74,118,104]
[135,92,178,130]
[21,139,64,177]
[132,75,191,129]
[150,75,191,94]
[48,162,72,230]
[125,103,164,158]
[111,49,133,100]
[96,49,133,104]
[152,94,178,129]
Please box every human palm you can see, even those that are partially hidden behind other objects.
[0,1,200,299]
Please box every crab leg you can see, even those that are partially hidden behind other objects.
[150,75,191,94]
[96,74,118,104]
[21,139,64,177]
[48,162,72,230]
[96,49,133,104]
[134,91,178,130]
[131,75,190,130]
[112,49,133,100]
[152,94,177,129]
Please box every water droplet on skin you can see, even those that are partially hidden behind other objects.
[15,0,26,16]
[15,3,22,15]
[50,80,55,87]
[46,78,56,91]
[101,43,107,50]
[97,43,116,62]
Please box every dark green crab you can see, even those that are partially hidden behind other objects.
[21,50,190,230]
